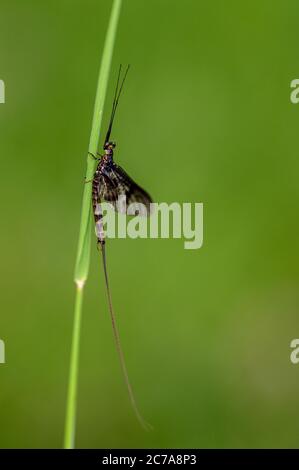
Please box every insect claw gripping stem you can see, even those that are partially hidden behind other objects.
[88,151,100,161]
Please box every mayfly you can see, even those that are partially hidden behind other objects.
[88,65,152,430]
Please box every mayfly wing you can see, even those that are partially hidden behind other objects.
[101,164,152,216]
[114,164,153,207]
[97,173,119,204]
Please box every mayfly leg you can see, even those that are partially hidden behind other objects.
[88,152,105,161]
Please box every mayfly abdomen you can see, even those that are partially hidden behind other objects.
[92,176,105,245]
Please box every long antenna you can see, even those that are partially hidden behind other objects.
[105,64,130,145]
[99,242,151,431]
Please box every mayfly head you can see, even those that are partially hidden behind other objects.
[104,141,116,150]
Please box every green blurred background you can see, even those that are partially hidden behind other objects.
[0,0,299,448]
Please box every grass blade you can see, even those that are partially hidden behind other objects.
[63,281,84,449]
[64,0,122,449]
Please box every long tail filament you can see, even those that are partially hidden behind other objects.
[98,241,151,431]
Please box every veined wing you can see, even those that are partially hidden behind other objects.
[99,164,153,216]
[96,173,119,206]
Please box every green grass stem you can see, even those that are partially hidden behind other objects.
[64,0,122,449]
